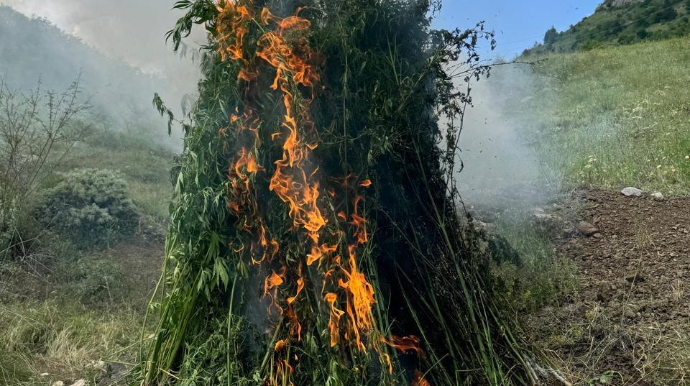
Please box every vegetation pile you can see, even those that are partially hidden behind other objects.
[139,0,552,385]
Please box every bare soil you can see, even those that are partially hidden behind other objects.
[526,189,690,385]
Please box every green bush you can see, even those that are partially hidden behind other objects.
[37,169,139,246]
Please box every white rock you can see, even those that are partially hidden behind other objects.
[40,373,49,377]
[621,187,643,197]
[651,192,664,201]
[52,382,64,386]
[70,380,87,386]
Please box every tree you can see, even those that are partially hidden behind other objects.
[544,26,559,49]
[655,0,679,23]
[0,78,90,258]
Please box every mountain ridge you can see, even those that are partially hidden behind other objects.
[522,0,690,55]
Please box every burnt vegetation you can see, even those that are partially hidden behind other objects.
[139,0,548,385]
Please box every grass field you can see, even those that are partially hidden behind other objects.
[0,128,173,385]
[526,37,690,196]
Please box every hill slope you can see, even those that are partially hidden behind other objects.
[523,0,690,55]
[0,5,183,140]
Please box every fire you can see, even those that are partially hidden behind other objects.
[412,370,431,386]
[214,2,427,384]
[216,1,252,62]
[274,339,288,352]
[338,245,376,350]
[380,335,425,357]
[264,269,285,314]
[324,292,344,347]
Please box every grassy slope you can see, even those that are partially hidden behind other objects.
[527,37,690,195]
[499,37,690,384]
[59,129,176,219]
[0,130,173,385]
[0,6,178,385]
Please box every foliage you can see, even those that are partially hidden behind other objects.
[523,0,690,55]
[64,257,130,305]
[52,128,175,221]
[139,0,538,385]
[0,77,90,260]
[37,169,139,246]
[0,300,142,386]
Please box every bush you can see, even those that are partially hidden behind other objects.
[37,169,139,246]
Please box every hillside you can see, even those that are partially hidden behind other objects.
[514,37,690,383]
[0,5,183,142]
[0,8,177,385]
[522,0,690,55]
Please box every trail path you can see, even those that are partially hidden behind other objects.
[527,189,690,385]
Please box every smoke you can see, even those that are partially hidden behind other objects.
[454,64,559,211]
[0,0,205,149]
[0,0,202,80]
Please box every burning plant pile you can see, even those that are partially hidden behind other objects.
[140,0,537,385]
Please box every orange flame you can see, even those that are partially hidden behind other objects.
[216,1,252,62]
[412,370,431,386]
[337,245,376,350]
[214,3,422,383]
[274,339,288,352]
[380,335,425,357]
[324,292,345,347]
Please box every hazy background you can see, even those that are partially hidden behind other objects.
[0,0,201,79]
[454,64,559,210]
[0,0,565,196]
[0,0,205,149]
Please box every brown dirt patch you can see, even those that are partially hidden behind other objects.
[526,189,690,385]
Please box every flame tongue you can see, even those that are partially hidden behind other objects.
[412,370,431,386]
[215,2,425,384]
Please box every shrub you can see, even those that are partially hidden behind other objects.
[37,169,139,246]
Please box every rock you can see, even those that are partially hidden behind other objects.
[651,191,664,201]
[577,221,599,236]
[621,187,643,197]
[40,373,49,377]
[533,207,568,236]
[71,380,87,386]
[52,382,64,386]
[86,360,106,371]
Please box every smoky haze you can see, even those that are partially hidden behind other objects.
[454,64,560,210]
[0,0,204,149]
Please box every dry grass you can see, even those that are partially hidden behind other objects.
[0,300,142,385]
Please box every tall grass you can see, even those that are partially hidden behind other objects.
[0,300,142,386]
[526,37,690,195]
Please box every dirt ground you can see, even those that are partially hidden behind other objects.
[526,189,690,385]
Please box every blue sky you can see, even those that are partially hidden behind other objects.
[433,0,603,58]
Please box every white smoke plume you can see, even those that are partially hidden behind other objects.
[454,63,560,210]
